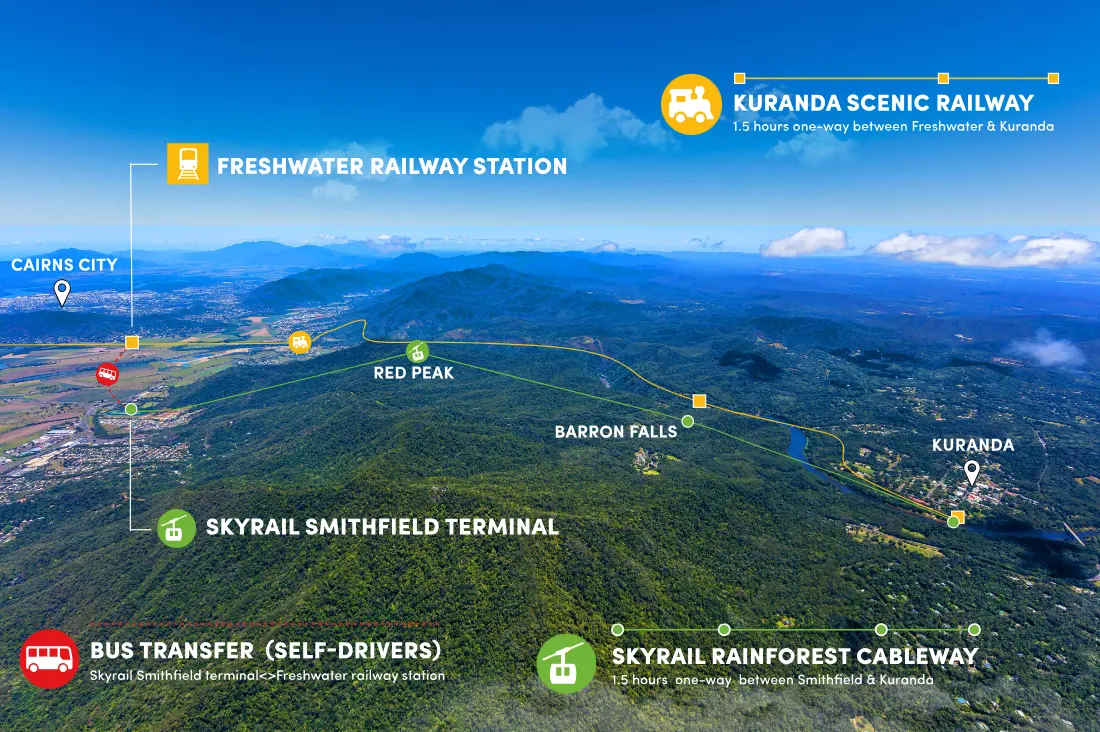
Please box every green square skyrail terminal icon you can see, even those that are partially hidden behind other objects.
[536,634,595,694]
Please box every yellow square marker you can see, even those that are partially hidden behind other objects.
[733,72,746,85]
[166,142,210,185]
[125,335,140,350]
[950,510,966,525]
[692,394,707,409]
[1047,72,1059,85]
[937,72,950,85]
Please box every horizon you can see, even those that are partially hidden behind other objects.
[6,241,1100,286]
[4,227,1100,271]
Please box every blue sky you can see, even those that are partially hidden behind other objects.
[1,2,1098,261]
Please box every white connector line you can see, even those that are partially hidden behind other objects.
[129,162,158,328]
[128,162,156,533]
[129,421,151,532]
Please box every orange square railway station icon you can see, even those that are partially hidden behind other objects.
[167,143,210,185]
[692,394,707,409]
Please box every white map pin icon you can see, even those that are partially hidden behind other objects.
[963,459,981,487]
[53,279,71,307]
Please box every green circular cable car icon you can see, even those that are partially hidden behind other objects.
[162,516,185,542]
[406,340,429,363]
[157,509,196,548]
[536,634,595,693]
[545,642,582,684]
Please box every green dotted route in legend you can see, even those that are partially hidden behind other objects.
[611,622,982,637]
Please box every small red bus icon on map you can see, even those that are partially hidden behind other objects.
[96,362,119,386]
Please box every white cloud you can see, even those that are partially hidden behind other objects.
[312,180,359,202]
[320,139,392,180]
[768,130,854,165]
[688,236,724,251]
[733,84,796,125]
[868,232,1097,268]
[366,235,416,254]
[760,227,848,258]
[483,93,671,161]
[1009,235,1097,266]
[307,139,391,201]
[1009,330,1086,367]
[586,241,620,253]
[364,239,413,255]
[301,233,417,254]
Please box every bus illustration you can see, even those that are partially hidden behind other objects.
[178,147,200,180]
[96,362,119,386]
[25,645,74,673]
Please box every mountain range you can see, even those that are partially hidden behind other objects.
[241,250,682,311]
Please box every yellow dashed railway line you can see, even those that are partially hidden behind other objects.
[1,318,947,519]
[314,319,949,520]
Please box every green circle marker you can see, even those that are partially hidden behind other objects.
[681,415,695,428]
[406,340,429,363]
[967,623,981,637]
[610,623,625,637]
[157,509,196,549]
[947,515,961,529]
[124,402,138,416]
[717,623,732,637]
[874,623,888,637]
[536,634,596,694]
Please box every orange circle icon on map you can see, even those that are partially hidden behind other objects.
[662,74,722,135]
[288,331,312,354]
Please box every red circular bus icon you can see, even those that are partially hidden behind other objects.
[95,362,120,387]
[20,629,80,689]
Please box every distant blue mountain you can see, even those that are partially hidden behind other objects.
[241,251,685,312]
[0,248,139,295]
[2,247,135,269]
[355,264,636,338]
[180,240,371,268]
